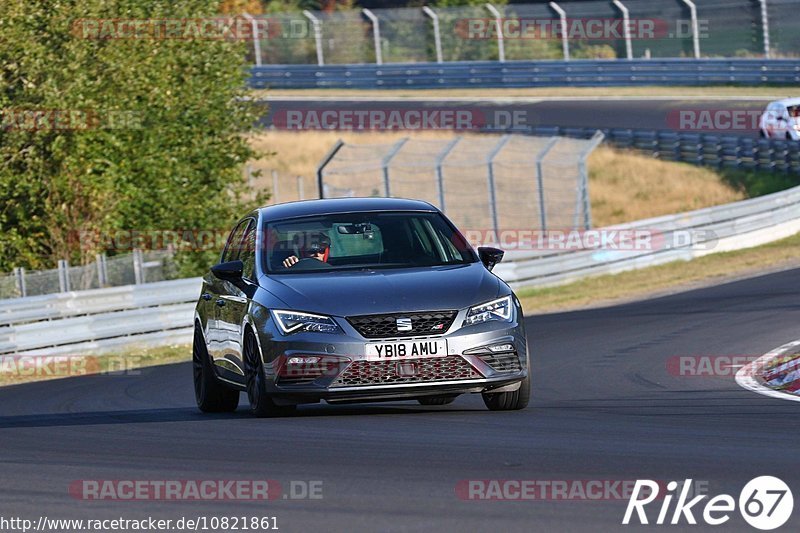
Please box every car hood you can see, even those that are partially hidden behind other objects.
[260,262,502,317]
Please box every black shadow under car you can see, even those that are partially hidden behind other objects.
[193,197,530,416]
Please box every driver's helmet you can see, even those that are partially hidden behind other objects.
[302,232,331,260]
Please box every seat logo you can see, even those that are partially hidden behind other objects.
[396,317,412,332]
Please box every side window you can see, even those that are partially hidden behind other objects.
[221,220,248,264]
[240,221,257,281]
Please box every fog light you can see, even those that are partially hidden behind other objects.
[488,344,514,353]
[286,356,321,365]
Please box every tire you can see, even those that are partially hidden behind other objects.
[243,329,296,418]
[482,372,530,411]
[193,324,239,413]
[417,394,458,406]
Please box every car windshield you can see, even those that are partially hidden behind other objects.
[264,211,477,273]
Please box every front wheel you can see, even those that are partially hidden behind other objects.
[193,325,239,413]
[482,373,530,411]
[244,330,296,418]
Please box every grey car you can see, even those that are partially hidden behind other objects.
[193,197,530,417]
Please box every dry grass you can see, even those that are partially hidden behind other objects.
[248,130,745,226]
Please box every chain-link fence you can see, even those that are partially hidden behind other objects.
[0,250,176,299]
[318,133,604,236]
[248,0,798,65]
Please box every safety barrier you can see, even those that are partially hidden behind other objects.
[249,59,800,90]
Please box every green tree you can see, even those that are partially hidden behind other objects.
[0,0,265,275]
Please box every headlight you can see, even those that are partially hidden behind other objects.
[464,296,513,326]
[271,310,340,335]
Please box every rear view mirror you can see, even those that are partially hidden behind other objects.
[477,247,504,271]
[211,260,243,281]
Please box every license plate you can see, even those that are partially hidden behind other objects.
[365,339,447,361]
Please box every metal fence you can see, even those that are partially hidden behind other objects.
[0,250,177,299]
[317,133,604,234]
[247,0,800,65]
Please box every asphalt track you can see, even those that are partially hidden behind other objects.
[260,97,779,138]
[2,267,799,532]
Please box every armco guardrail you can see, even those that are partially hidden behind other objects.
[249,59,800,90]
[0,278,201,356]
[5,183,800,355]
[522,126,800,175]
[494,183,800,288]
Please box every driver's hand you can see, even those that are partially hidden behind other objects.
[282,255,299,268]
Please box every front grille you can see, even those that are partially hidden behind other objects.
[331,356,482,387]
[347,311,457,339]
[477,351,522,373]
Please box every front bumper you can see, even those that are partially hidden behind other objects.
[257,306,528,405]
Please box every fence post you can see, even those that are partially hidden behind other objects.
[272,169,279,203]
[381,138,409,197]
[612,0,633,60]
[484,3,505,62]
[434,137,461,212]
[535,137,560,232]
[96,254,108,287]
[549,2,570,61]
[133,249,144,285]
[362,9,383,65]
[13,267,26,298]
[486,135,511,237]
[422,6,443,63]
[57,259,70,293]
[576,131,605,229]
[242,13,262,67]
[303,10,325,66]
[759,0,771,58]
[681,0,701,59]
[316,139,345,198]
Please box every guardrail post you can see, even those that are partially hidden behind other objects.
[487,135,511,237]
[759,0,771,58]
[434,137,461,212]
[381,138,409,197]
[422,6,443,63]
[96,254,108,287]
[271,169,279,203]
[316,139,345,198]
[484,3,505,62]
[242,13,262,67]
[576,131,605,229]
[297,175,305,200]
[303,10,325,66]
[57,260,70,293]
[362,9,383,65]
[612,0,633,60]
[133,249,143,285]
[535,137,560,231]
[13,267,26,298]
[548,2,570,61]
[681,0,701,59]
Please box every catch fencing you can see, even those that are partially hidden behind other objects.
[245,0,799,65]
[0,250,176,300]
[317,132,604,234]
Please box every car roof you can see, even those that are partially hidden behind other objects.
[257,197,439,221]
[772,97,800,107]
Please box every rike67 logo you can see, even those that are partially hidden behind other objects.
[623,477,793,530]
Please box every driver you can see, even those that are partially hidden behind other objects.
[282,232,331,268]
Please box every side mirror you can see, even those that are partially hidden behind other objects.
[211,260,244,281]
[477,246,504,271]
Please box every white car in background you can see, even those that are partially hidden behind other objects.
[759,97,800,140]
